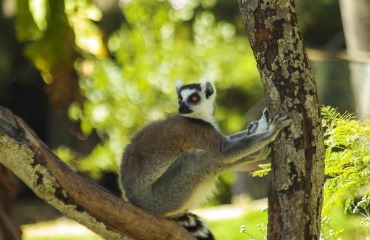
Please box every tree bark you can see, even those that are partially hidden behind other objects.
[0,107,194,240]
[0,165,22,240]
[237,0,325,239]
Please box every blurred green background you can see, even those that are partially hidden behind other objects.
[0,0,367,239]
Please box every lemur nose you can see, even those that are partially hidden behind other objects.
[179,102,192,114]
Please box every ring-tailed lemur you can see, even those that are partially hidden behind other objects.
[119,79,292,239]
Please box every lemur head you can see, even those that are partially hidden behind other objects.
[175,79,217,127]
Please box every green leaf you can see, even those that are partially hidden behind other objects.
[252,164,271,177]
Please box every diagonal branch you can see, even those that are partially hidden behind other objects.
[0,106,194,240]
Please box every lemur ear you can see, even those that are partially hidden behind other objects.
[200,79,215,99]
[175,79,183,96]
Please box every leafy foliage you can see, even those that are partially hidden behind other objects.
[15,0,106,108]
[6,0,346,178]
[16,0,106,68]
[11,0,343,182]
[251,164,271,178]
[12,0,264,181]
[322,106,370,215]
[252,106,370,219]
[65,0,263,176]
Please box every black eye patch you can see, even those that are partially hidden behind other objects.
[188,93,200,103]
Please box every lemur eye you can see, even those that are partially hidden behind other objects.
[189,95,199,103]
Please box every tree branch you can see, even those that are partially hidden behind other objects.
[0,165,21,240]
[0,106,194,240]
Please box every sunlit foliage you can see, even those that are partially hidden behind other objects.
[17,0,106,68]
[321,106,370,215]
[62,0,263,176]
[253,106,370,224]
[15,0,106,108]
[14,0,264,176]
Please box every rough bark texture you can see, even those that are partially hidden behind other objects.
[0,165,22,240]
[237,0,325,239]
[0,107,194,240]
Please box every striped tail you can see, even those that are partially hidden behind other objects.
[174,213,215,240]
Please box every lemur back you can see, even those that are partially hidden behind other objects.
[119,79,292,240]
[120,115,221,216]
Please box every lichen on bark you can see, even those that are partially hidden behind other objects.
[237,0,325,239]
[0,106,194,240]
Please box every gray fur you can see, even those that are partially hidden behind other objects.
[119,80,292,236]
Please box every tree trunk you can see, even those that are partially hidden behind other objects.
[339,0,370,120]
[0,165,22,240]
[0,107,194,240]
[237,0,325,239]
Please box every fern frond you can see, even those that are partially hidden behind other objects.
[252,163,271,177]
[322,106,370,215]
[340,111,355,122]
[321,106,340,120]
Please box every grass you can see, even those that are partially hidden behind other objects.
[22,205,368,240]
[208,209,267,240]
[321,206,368,240]
[208,206,368,240]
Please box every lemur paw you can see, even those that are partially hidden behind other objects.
[247,108,270,135]
[270,114,293,131]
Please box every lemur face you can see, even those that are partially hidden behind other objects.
[175,80,216,122]
[177,87,201,114]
